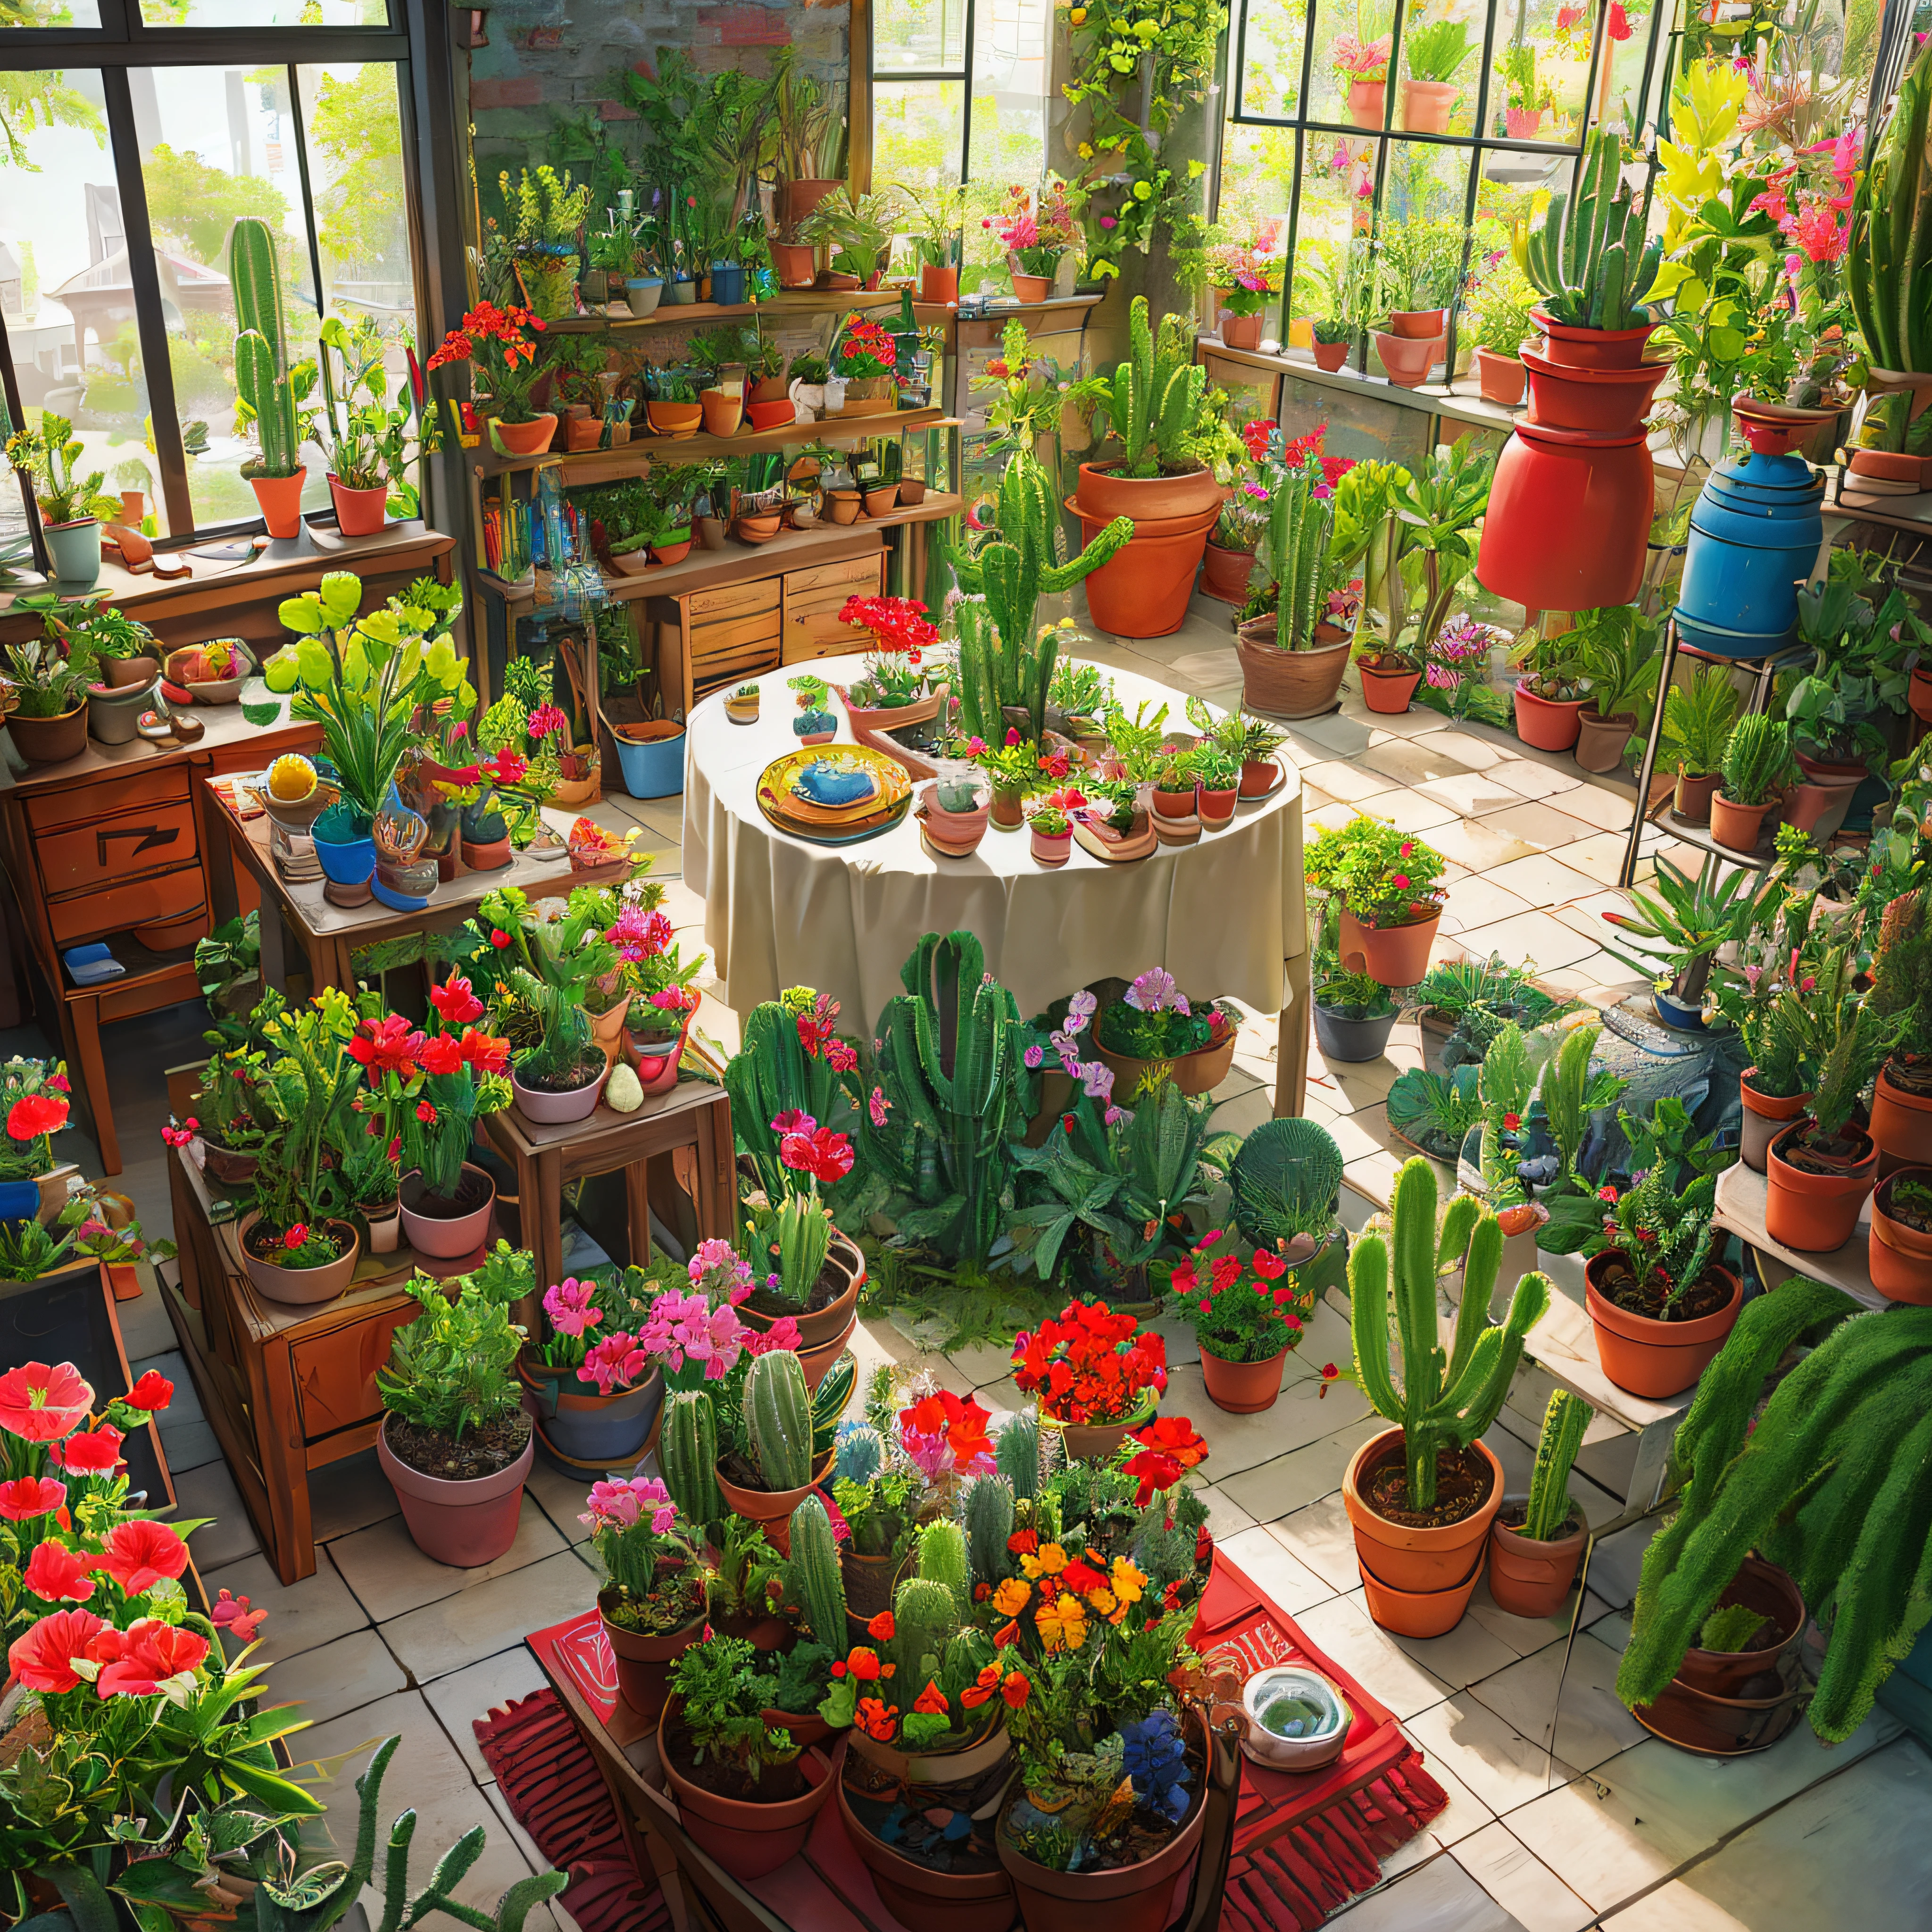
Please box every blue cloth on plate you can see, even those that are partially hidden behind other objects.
[793,760,878,808]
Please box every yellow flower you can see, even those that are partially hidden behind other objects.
[1036,1592,1089,1652]
[1087,1585,1118,1617]
[1109,1556,1148,1607]
[1078,141,1095,158]
[1133,181,1153,200]
[1020,1541,1069,1580]
[1069,5,1087,19]
[993,1577,1033,1617]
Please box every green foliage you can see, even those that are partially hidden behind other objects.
[834,1424,884,1485]
[1657,663,1740,777]
[1229,1117,1344,1251]
[1847,41,1932,374]
[964,1474,1016,1594]
[230,216,309,480]
[1601,854,1761,1009]
[1574,604,1662,724]
[662,1390,722,1532]
[998,1414,1040,1500]
[1385,1066,1484,1158]
[1697,1602,1770,1653]
[744,1349,814,1492]
[377,1244,532,1443]
[1517,128,1663,330]
[1257,457,1339,652]
[668,1635,800,1789]
[1719,713,1795,808]
[1344,1158,1549,1507]
[3,409,117,525]
[1524,1391,1591,1541]
[723,996,856,1201]
[1095,297,1212,479]
[917,1517,972,1623]
[787,1493,847,1645]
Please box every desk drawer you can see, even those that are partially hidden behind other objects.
[26,763,190,835]
[784,555,883,600]
[48,865,205,946]
[291,1307,420,1442]
[38,800,200,898]
[689,579,779,621]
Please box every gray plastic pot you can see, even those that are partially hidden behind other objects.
[1314,1000,1398,1063]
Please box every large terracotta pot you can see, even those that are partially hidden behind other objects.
[1488,1507,1587,1619]
[1373,331,1441,388]
[1522,349,1670,434]
[646,401,702,440]
[660,1699,833,1880]
[1531,309,1657,369]
[1344,1429,1503,1636]
[249,468,308,539]
[1387,307,1448,340]
[1512,681,1588,750]
[1740,1071,1809,1174]
[1573,704,1636,773]
[1236,620,1351,717]
[781,177,844,230]
[1870,1166,1932,1304]
[1358,661,1422,713]
[1200,540,1256,603]
[601,1593,703,1717]
[1199,1344,1289,1414]
[1347,79,1386,128]
[399,1164,495,1259]
[1399,78,1457,131]
[713,1450,835,1556]
[1584,1255,1742,1399]
[1337,905,1441,986]
[1669,1558,1807,1700]
[238,1212,360,1307]
[1478,419,1652,612]
[1871,1064,1932,1177]
[1709,789,1774,853]
[1766,1119,1877,1251]
[377,1414,532,1567]
[838,1771,1018,1932]
[1475,348,1527,406]
[491,414,558,456]
[1070,494,1221,639]
[1074,459,1221,524]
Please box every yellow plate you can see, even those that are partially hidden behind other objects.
[756,745,913,844]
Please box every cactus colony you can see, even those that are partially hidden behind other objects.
[787,1492,848,1643]
[1516,129,1662,332]
[744,1348,815,1491]
[917,1517,973,1623]
[1522,1391,1590,1541]
[1104,296,1209,479]
[661,1390,721,1530]
[1348,1157,1549,1509]
[230,215,305,479]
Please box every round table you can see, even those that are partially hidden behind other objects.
[680,651,1310,1114]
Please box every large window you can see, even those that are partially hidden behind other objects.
[0,0,420,549]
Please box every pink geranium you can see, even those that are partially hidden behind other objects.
[543,1277,604,1340]
[640,1290,748,1385]
[579,1330,650,1396]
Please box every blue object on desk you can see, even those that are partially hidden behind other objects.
[0,1181,42,1223]
[793,760,878,809]
[63,942,125,986]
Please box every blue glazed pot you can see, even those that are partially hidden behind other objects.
[709,262,745,306]
[1674,450,1824,658]
[312,830,375,886]
[547,1367,663,1464]
[1652,987,1708,1032]
[614,723,686,799]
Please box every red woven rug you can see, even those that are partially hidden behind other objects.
[481,1552,1445,1932]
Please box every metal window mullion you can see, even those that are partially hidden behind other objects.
[957,0,976,183]
[288,61,328,320]
[0,306,54,574]
[1448,0,1504,382]
[102,64,192,540]
[0,28,409,68]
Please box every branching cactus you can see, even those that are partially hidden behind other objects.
[996,1413,1039,1499]
[943,450,1132,746]
[963,1474,1016,1594]
[1346,1156,1550,1508]
[787,1492,848,1643]
[1523,1391,1590,1541]
[890,1575,958,1683]
[1104,296,1208,478]
[743,1349,815,1491]
[230,215,305,480]
[661,1390,721,1530]
[1516,128,1662,331]
[1258,462,1338,650]
[917,1516,972,1622]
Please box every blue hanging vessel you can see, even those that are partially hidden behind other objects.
[1673,400,1832,659]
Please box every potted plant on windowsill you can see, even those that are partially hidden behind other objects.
[1164,1226,1313,1414]
[1489,1391,1591,1617]
[226,217,316,542]
[5,409,118,589]
[992,177,1074,303]
[375,1241,536,1565]
[798,192,901,295]
[1308,815,1449,988]
[1464,250,1536,406]
[1331,30,1391,128]
[1710,713,1795,853]
[315,313,422,537]
[1656,662,1740,821]
[1,633,98,766]
[1010,1299,1166,1461]
[428,300,554,455]
[1573,603,1660,774]
[1205,235,1284,352]
[905,180,966,305]
[774,57,849,234]
[1398,19,1472,132]
[585,1468,712,1717]
[1869,886,1932,1173]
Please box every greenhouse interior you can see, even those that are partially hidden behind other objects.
[0,0,1929,1925]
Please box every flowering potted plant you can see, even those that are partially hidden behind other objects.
[0,1055,74,1208]
[1093,966,1236,1097]
[427,300,554,455]
[969,727,1049,828]
[1027,789,1079,866]
[832,312,902,409]
[477,887,620,1122]
[519,1272,667,1462]
[4,408,119,587]
[1165,1228,1314,1413]
[1306,815,1448,986]
[375,1241,536,1565]
[839,592,941,724]
[993,179,1077,302]
[1332,31,1392,128]
[1205,478,1268,604]
[584,1470,711,1716]
[1206,240,1285,351]
[1010,1299,1166,1460]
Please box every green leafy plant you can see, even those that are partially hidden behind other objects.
[4,408,118,524]
[377,1243,533,1442]
[1516,127,1663,331]
[2,635,97,717]
[1697,1602,1771,1653]
[1592,1167,1720,1316]
[1601,853,1762,1011]
[1719,713,1796,808]
[1658,663,1741,778]
[1080,295,1213,479]
[1847,40,1932,377]
[1575,604,1662,724]
[667,1633,803,1791]
[1403,20,1474,83]
[1306,815,1448,927]
[1229,1116,1344,1253]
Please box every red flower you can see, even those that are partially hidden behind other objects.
[1251,1249,1287,1281]
[92,1519,189,1595]
[1598,1185,1619,1203]
[1008,1529,1040,1556]
[458,1029,510,1075]
[848,1646,883,1681]
[0,1476,67,1522]
[856,1696,898,1741]
[418,1033,464,1076]
[430,974,486,1026]
[490,929,512,949]
[51,1425,123,1474]
[95,1618,210,1697]
[0,1361,94,1442]
[160,1117,198,1148]
[348,1015,425,1080]
[23,1540,92,1601]
[9,1607,106,1692]
[1607,0,1631,36]
[8,1092,68,1141]
[121,1371,173,1412]
[1000,1670,1030,1708]
[1502,1111,1522,1132]
[778,1122,855,1186]
[416,1100,439,1124]
[283,1224,309,1251]
[1131,1415,1209,1468]
[912,1678,949,1715]
[867,1611,895,1641]
[212,1588,266,1642]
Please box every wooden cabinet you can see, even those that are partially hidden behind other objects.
[783,554,885,664]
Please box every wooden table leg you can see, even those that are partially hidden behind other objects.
[70,990,121,1175]
[536,1146,565,1295]
[253,1331,314,1584]
[624,1157,653,1269]
[257,884,291,993]
[1274,946,1311,1119]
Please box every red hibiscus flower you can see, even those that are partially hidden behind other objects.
[94,1618,210,1697]
[0,1360,94,1442]
[778,1123,855,1186]
[418,1033,464,1076]
[51,1425,123,1474]
[212,1588,267,1642]
[1251,1249,1287,1281]
[0,1477,68,1522]
[23,1540,93,1602]
[92,1519,189,1595]
[121,1371,174,1412]
[348,1015,425,1080]
[458,1028,511,1074]
[8,1092,68,1141]
[8,1607,106,1692]
[430,974,486,1026]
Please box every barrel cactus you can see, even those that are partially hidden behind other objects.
[787,1492,848,1643]
[996,1414,1040,1499]
[963,1474,1016,1594]
[744,1349,814,1491]
[660,1390,721,1531]
[891,1575,958,1682]
[1230,1116,1345,1251]
[917,1517,972,1623]
[834,1421,885,1485]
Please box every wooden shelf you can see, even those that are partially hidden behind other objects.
[543,288,904,334]
[473,407,949,479]
[1714,1162,1886,1312]
[478,491,961,610]
[912,292,1105,325]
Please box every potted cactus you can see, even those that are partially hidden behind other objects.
[1489,1391,1591,1617]
[1335,1158,1548,1636]
[229,215,313,540]
[712,1348,833,1554]
[1236,446,1354,717]
[4,410,118,587]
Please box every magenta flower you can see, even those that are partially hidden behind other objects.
[869,1085,892,1127]
[580,1330,650,1396]
[543,1277,603,1340]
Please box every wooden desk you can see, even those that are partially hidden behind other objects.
[481,1077,737,1298]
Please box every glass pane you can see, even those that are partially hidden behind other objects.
[140,0,388,26]
[0,68,163,543]
[1485,0,1593,143]
[1216,121,1298,242]
[874,78,965,192]
[967,0,1049,182]
[874,0,966,73]
[1392,4,1483,139]
[1309,0,1398,130]
[1236,0,1307,120]
[0,0,101,26]
[132,63,324,531]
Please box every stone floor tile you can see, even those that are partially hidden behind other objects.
[173,1459,262,1571]
[1286,711,1376,756]
[116,1280,179,1360]
[1326,1852,1530,1931]
[1543,781,1640,834]
[1161,1362,1370,1480]
[1425,817,1542,873]
[1216,1524,1336,1615]
[1465,1628,1652,1773]
[1310,800,1363,833]
[380,1549,600,1683]
[1404,1690,1582,1816]
[423,1644,551,1782]
[1217,1416,1388,1522]
[1489,759,1585,801]
[1415,770,1530,818]
[330,1505,567,1624]
[1549,891,1636,943]
[1304,758,1404,804]
[1192,1480,1257,1540]
[1346,1584,1522,1690]
[1263,1493,1362,1596]
[1549,832,1648,888]
[1344,1148,1407,1208]
[259,1628,408,1730]
[1411,728,1506,771]
[1451,912,1600,972]
[1462,1578,1614,1662]
[481,1784,570,1930]
[204,1549,368,1663]
[1435,876,1537,934]
[1360,706,1448,738]
[1361,740,1491,790]
[1364,788,1467,835]
[1209,1088,1275,1138]
[1291,1590,1456,1723]
[1475,804,1602,854]
[310,1449,403,1544]
[1452,1823,1596,1932]
[1482,854,1612,913]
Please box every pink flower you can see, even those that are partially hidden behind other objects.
[1391,874,1410,891]
[579,1330,650,1396]
[744,1316,803,1355]
[212,1588,267,1642]
[826,1039,858,1074]
[869,1085,892,1127]
[543,1277,604,1340]
[527,702,569,740]
[640,1290,747,1380]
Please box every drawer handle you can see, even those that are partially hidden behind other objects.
[97,824,180,863]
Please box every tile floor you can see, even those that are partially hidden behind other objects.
[31,588,1932,1929]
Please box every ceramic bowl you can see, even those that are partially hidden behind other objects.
[1239,1666,1351,1771]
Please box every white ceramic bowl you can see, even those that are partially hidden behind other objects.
[1240,1665,1351,1771]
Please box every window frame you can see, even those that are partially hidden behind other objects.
[866,0,979,186]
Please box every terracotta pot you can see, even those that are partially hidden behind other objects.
[238,1213,360,1307]
[646,400,702,440]
[1072,498,1221,639]
[1399,77,1458,132]
[1199,785,1237,830]
[1740,1071,1810,1174]
[1870,1167,1932,1304]
[601,1595,703,1717]
[1574,705,1636,774]
[1709,789,1774,853]
[989,788,1026,830]
[201,1140,259,1186]
[377,1414,532,1567]
[461,835,511,871]
[1531,309,1657,370]
[1872,1064,1932,1176]
[325,474,388,538]
[1522,349,1670,435]
[1356,662,1420,714]
[1199,1344,1289,1414]
[1674,769,1722,822]
[511,1061,608,1124]
[1513,682,1588,751]
[562,413,603,453]
[1373,330,1441,388]
[741,1232,865,1349]
[1199,540,1256,603]
[1671,1557,1807,1700]
[399,1164,495,1259]
[1781,778,1857,841]
[249,467,307,538]
[1488,1507,1587,1619]
[745,400,795,433]
[1091,1029,1233,1101]
[713,1450,835,1556]
[1475,347,1527,406]
[585,991,633,1070]
[7,704,88,766]
[919,264,961,305]
[1344,1429,1503,1631]
[838,1774,1017,1932]
[1911,665,1932,724]
[773,242,818,289]
[922,784,991,853]
[1348,78,1386,127]
[1312,338,1351,371]
[1387,307,1448,340]
[1766,1118,1877,1251]
[863,483,900,517]
[1220,310,1264,351]
[1030,825,1073,867]
[1337,905,1441,986]
[660,1699,833,1880]
[492,414,558,456]
[848,1718,1012,1786]
[1039,1397,1156,1464]
[699,389,743,437]
[1584,1255,1743,1399]
[1237,625,1351,718]
[1073,459,1222,524]
[823,490,863,525]
[101,655,159,689]
[1479,418,1652,611]
[1238,758,1279,797]
[534,1361,662,1463]
[1010,273,1051,303]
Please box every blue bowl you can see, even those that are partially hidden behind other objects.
[614,725,686,800]
[312,831,375,886]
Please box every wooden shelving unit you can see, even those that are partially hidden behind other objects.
[543,288,903,335]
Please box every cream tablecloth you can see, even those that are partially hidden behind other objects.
[681,651,1308,1107]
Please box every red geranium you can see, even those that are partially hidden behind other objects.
[51,1424,123,1474]
[8,1092,68,1141]
[8,1607,106,1692]
[93,1618,210,1698]
[430,974,486,1027]
[838,594,941,655]
[1009,1300,1166,1426]
[418,1033,463,1076]
[92,1518,189,1595]
[23,1539,93,1602]
[0,1360,94,1442]
[348,1015,425,1080]
[1,1477,68,1522]
[121,1370,174,1412]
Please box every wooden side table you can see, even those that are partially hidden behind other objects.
[482,1078,737,1298]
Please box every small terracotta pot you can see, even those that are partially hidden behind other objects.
[1348,78,1386,127]
[327,474,390,534]
[1475,347,1527,406]
[461,835,511,871]
[646,400,702,440]
[700,389,744,437]
[990,787,1026,830]
[1010,273,1050,303]
[1039,1397,1156,1465]
[1344,1429,1502,1636]
[1574,704,1636,774]
[863,483,900,516]
[1781,777,1858,841]
[1584,1255,1742,1399]
[772,242,818,289]
[1387,307,1448,340]
[492,414,558,455]
[1766,1119,1877,1252]
[1871,1064,1932,1176]
[1740,1071,1810,1174]
[601,1594,703,1717]
[838,1774,1018,1932]
[1200,540,1256,603]
[1673,769,1722,822]
[1668,1557,1807,1701]
[238,1213,359,1306]
[1709,789,1774,854]
[1870,1166,1932,1304]
[1359,662,1422,714]
[399,1163,495,1259]
[1220,310,1265,351]
[659,1699,833,1879]
[713,1450,836,1555]
[1373,330,1441,388]
[249,467,307,538]
[1312,338,1351,371]
[1238,758,1279,797]
[1530,309,1657,370]
[919,264,960,305]
[8,704,88,766]
[1199,1344,1289,1414]
[1488,1507,1587,1619]
[1512,682,1587,750]
[1911,664,1932,724]
[377,1414,532,1567]
[563,413,603,452]
[921,783,990,853]
[741,1232,865,1349]
[1398,77,1457,132]
[1337,905,1441,987]
[1030,824,1073,867]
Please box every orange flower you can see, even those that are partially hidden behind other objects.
[867,1610,895,1641]
[1035,1592,1089,1653]
[994,1620,1020,1647]
[912,1678,949,1715]
[848,1646,883,1681]
[992,1577,1033,1617]
[1000,1670,1030,1708]
[1019,1541,1068,1581]
[857,1697,898,1741]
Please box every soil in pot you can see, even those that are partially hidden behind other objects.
[385,1410,530,1484]
[1361,1441,1494,1530]
[1585,1256,1742,1399]
[1767,1119,1878,1251]
[1870,1167,1932,1304]
[1343,1429,1503,1636]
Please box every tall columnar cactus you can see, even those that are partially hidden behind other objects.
[1523,1391,1590,1541]
[1348,1157,1549,1509]
[891,1575,958,1682]
[834,1421,885,1484]
[230,215,302,479]
[787,1492,848,1643]
[996,1414,1039,1500]
[744,1349,814,1491]
[1848,42,1932,375]
[963,1474,1016,1594]
[943,450,1133,747]
[1230,1116,1345,1251]
[844,931,1035,1266]
[1259,461,1338,650]
[1516,128,1662,332]
[724,998,853,1199]
[661,1390,721,1530]
[1105,296,1208,478]
[917,1517,972,1622]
